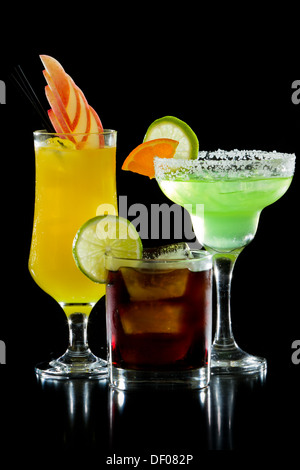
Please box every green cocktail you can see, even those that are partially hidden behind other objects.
[155,149,296,374]
[159,175,292,252]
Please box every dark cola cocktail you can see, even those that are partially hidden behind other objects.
[105,249,212,389]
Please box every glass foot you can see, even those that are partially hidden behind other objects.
[211,344,267,375]
[35,350,108,379]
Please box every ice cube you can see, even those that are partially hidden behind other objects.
[120,266,189,301]
[119,301,187,334]
[143,242,193,260]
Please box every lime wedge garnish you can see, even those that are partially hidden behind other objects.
[73,215,143,283]
[144,116,199,159]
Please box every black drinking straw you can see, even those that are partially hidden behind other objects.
[10,64,53,132]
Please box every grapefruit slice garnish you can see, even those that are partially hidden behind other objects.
[121,138,179,179]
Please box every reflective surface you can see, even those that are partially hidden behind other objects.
[1,362,298,460]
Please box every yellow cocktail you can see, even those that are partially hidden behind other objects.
[29,130,117,377]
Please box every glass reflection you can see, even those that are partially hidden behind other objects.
[109,370,266,452]
[35,369,267,451]
[36,376,109,449]
[109,387,210,453]
[208,370,267,449]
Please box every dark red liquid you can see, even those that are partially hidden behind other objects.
[106,266,212,371]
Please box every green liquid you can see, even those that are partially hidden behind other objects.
[159,176,292,251]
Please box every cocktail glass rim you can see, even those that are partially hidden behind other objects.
[105,249,213,272]
[34,129,117,136]
[154,148,296,181]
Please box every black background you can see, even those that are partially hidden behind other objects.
[0,11,299,463]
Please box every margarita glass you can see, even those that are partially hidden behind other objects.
[155,149,296,374]
[29,130,117,378]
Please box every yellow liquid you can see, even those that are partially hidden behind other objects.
[29,140,117,316]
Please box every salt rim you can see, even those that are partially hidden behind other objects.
[154,149,296,181]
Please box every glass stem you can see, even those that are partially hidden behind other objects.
[211,249,243,350]
[67,313,91,356]
[44,304,107,374]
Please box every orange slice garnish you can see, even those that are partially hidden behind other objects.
[122,138,179,179]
